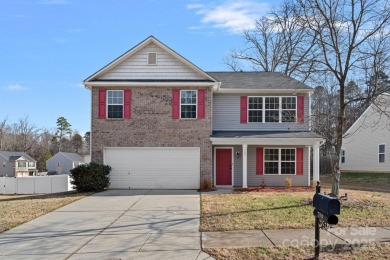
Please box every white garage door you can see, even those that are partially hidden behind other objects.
[103,147,200,189]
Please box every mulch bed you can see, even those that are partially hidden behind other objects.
[234,186,314,192]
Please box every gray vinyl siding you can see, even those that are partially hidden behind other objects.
[212,93,310,131]
[341,100,390,173]
[213,145,310,187]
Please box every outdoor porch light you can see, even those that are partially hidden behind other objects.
[235,151,240,158]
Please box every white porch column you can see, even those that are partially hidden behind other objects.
[307,146,311,186]
[242,144,248,188]
[313,143,320,182]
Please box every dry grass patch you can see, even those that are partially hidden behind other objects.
[321,172,390,192]
[201,189,390,231]
[0,192,91,233]
[204,242,390,260]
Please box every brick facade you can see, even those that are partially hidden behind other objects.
[91,86,213,188]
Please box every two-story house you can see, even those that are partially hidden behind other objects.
[0,151,38,177]
[83,36,323,189]
[341,94,390,173]
[46,152,85,175]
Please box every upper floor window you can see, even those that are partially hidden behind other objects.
[107,90,123,119]
[18,161,27,168]
[248,97,262,122]
[28,162,35,167]
[379,144,385,163]
[180,90,197,119]
[341,149,346,163]
[247,96,297,123]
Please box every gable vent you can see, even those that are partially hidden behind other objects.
[147,52,157,65]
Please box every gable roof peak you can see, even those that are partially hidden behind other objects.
[83,36,216,85]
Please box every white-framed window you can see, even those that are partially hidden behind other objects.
[18,161,27,168]
[180,90,197,119]
[265,97,279,122]
[341,149,346,163]
[264,148,296,175]
[281,97,296,122]
[28,162,35,167]
[248,96,297,123]
[379,144,385,163]
[107,90,123,119]
[248,97,263,122]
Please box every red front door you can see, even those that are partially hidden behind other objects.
[216,149,232,185]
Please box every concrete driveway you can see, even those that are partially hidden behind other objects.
[0,190,213,260]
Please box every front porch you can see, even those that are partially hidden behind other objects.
[211,131,324,187]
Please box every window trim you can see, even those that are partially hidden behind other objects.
[247,96,297,123]
[263,147,296,175]
[106,90,124,119]
[179,90,197,119]
[379,144,386,163]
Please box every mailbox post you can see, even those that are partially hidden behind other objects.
[313,181,341,259]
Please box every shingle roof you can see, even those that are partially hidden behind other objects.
[0,151,36,162]
[211,131,323,139]
[206,72,312,90]
[59,152,84,162]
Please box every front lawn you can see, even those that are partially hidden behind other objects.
[201,189,390,231]
[321,172,390,192]
[0,192,91,233]
[205,243,390,260]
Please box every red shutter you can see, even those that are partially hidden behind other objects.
[240,96,248,124]
[198,89,205,119]
[297,96,304,124]
[124,89,132,119]
[98,89,106,119]
[256,148,264,175]
[172,89,180,119]
[296,148,304,175]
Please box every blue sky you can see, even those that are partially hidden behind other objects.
[0,0,278,134]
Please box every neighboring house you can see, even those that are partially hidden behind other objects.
[0,151,38,177]
[46,152,84,175]
[83,36,324,189]
[341,94,390,173]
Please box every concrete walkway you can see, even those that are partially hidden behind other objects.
[0,190,214,260]
[202,227,390,249]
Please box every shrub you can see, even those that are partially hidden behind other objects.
[70,163,111,192]
[285,177,292,188]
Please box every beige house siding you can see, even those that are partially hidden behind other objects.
[341,97,390,173]
[98,43,206,80]
[91,86,213,186]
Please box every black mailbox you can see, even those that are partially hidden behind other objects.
[313,193,340,225]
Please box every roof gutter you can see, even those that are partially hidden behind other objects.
[83,81,218,89]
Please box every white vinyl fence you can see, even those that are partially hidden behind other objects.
[0,175,74,194]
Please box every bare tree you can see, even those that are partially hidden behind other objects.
[298,0,390,196]
[0,117,9,150]
[11,116,41,153]
[226,0,318,83]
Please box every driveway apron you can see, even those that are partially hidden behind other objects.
[0,189,213,260]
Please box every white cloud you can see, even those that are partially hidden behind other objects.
[187,0,270,34]
[4,84,28,92]
[38,0,70,5]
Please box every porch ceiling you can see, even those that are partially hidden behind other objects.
[210,131,324,145]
